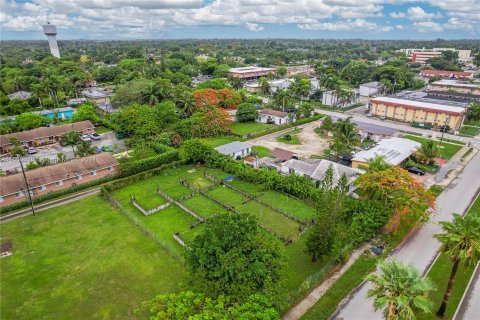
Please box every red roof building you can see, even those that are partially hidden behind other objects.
[419,70,474,80]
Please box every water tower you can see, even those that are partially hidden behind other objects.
[42,22,60,58]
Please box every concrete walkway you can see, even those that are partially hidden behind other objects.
[282,243,370,320]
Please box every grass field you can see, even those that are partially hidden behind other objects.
[460,125,479,137]
[95,126,113,134]
[200,136,236,147]
[277,128,302,145]
[0,196,188,320]
[403,135,463,159]
[252,145,272,157]
[230,122,273,135]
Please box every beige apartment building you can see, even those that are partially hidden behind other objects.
[370,97,467,129]
[429,80,480,95]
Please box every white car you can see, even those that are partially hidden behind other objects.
[81,134,92,142]
[27,147,37,154]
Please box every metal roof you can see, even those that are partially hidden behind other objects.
[214,141,251,155]
[353,138,421,165]
[372,96,467,114]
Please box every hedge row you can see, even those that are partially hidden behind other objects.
[119,150,179,177]
[0,174,118,215]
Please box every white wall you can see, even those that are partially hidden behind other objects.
[229,147,251,159]
[257,115,288,125]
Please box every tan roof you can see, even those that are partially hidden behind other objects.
[259,108,288,117]
[0,153,118,196]
[271,147,295,160]
[0,121,94,147]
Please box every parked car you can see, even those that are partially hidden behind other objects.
[115,133,126,139]
[380,116,387,120]
[90,132,101,140]
[27,147,37,154]
[407,167,425,176]
[438,125,450,132]
[81,134,92,142]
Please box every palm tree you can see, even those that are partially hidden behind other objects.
[141,82,161,106]
[416,140,439,165]
[175,91,197,117]
[335,117,359,148]
[60,131,81,157]
[228,76,243,90]
[258,77,270,94]
[367,259,433,320]
[434,214,480,317]
[274,89,292,111]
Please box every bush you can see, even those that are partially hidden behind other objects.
[119,150,179,177]
[347,200,389,244]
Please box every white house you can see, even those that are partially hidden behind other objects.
[359,82,383,98]
[280,158,364,193]
[257,109,289,125]
[322,90,360,107]
[214,141,252,159]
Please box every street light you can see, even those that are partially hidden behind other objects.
[17,155,36,216]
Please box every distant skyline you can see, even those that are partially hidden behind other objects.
[1,0,479,40]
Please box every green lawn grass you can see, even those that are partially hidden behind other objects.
[0,196,188,320]
[276,128,302,145]
[181,194,228,219]
[258,191,317,222]
[95,126,113,134]
[200,136,236,147]
[403,135,463,159]
[459,125,479,137]
[428,185,444,197]
[252,145,272,157]
[230,122,273,135]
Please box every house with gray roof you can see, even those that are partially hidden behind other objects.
[7,91,32,100]
[214,141,252,159]
[280,158,364,193]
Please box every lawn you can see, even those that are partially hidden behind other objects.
[181,194,228,219]
[252,145,272,157]
[0,196,188,320]
[276,128,302,145]
[459,125,479,137]
[428,185,444,197]
[419,195,480,320]
[95,126,113,134]
[403,135,463,159]
[230,122,273,135]
[200,136,236,147]
[257,191,317,222]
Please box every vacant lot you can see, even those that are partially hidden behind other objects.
[0,196,187,320]
[230,122,273,135]
[403,134,463,159]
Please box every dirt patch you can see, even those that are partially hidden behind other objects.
[1,242,13,257]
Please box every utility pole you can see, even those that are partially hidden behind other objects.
[17,155,35,216]
[439,118,448,148]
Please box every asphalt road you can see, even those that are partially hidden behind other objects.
[454,262,480,320]
[333,152,480,320]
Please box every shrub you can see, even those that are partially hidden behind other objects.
[119,150,179,177]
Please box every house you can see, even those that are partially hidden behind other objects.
[7,91,32,100]
[0,120,94,153]
[81,88,112,104]
[0,153,119,206]
[34,107,75,120]
[369,95,467,130]
[419,70,474,80]
[359,82,383,98]
[271,147,296,161]
[257,109,289,125]
[214,141,252,159]
[351,138,421,168]
[67,98,87,106]
[355,122,399,142]
[269,79,293,93]
[280,158,364,193]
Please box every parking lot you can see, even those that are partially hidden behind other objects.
[1,132,126,173]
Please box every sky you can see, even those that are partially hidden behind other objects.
[1,0,479,40]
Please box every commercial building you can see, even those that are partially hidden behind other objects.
[280,158,364,193]
[419,70,474,80]
[359,82,383,98]
[257,109,289,125]
[214,141,252,159]
[0,120,95,153]
[370,95,467,129]
[351,138,421,168]
[7,91,32,100]
[399,48,472,64]
[322,90,360,108]
[285,65,315,77]
[428,80,480,95]
[355,122,399,142]
[228,67,277,80]
[0,153,119,206]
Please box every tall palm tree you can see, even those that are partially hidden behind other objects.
[258,77,270,94]
[367,259,433,320]
[335,116,358,148]
[274,89,292,111]
[175,91,196,117]
[434,213,480,317]
[416,140,439,165]
[60,131,81,157]
[141,82,161,106]
[228,76,243,90]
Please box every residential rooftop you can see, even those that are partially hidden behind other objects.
[229,66,277,74]
[7,91,32,99]
[352,137,421,166]
[214,141,251,155]
[259,108,288,117]
[430,80,480,90]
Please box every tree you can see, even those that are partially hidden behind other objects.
[57,152,67,162]
[258,77,270,94]
[365,155,391,172]
[277,66,287,77]
[108,104,158,138]
[236,102,258,122]
[415,140,439,165]
[355,166,435,232]
[185,212,286,300]
[434,213,480,317]
[367,260,433,320]
[213,64,230,78]
[111,79,150,107]
[340,60,371,86]
[14,113,46,131]
[73,103,99,123]
[427,57,458,71]
[467,102,480,122]
[316,115,334,135]
[8,137,25,156]
[60,131,81,157]
[228,76,244,90]
[290,77,311,101]
[347,200,389,244]
[192,106,232,138]
[196,78,230,90]
[334,117,359,149]
[76,140,96,157]
[273,89,292,112]
[145,291,279,320]
[175,90,197,117]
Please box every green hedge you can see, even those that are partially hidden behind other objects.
[119,150,179,177]
[0,174,118,215]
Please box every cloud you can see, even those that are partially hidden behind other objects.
[406,6,442,20]
[413,21,444,33]
[245,22,264,32]
[298,19,393,32]
[390,12,405,18]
